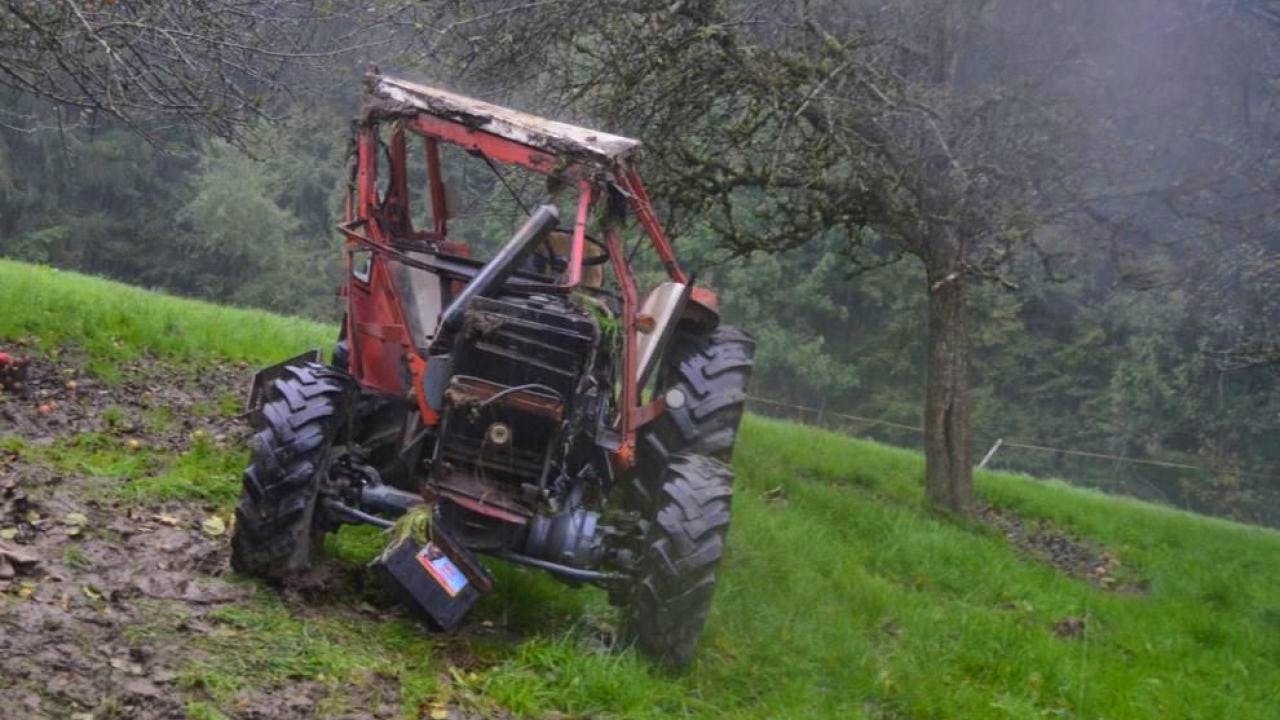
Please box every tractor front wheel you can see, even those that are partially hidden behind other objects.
[628,325,753,512]
[230,363,348,580]
[620,453,734,670]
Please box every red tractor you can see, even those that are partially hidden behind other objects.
[230,74,754,669]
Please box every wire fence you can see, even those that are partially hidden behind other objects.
[744,395,1280,529]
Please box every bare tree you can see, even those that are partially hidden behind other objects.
[419,0,1085,512]
[0,1,415,143]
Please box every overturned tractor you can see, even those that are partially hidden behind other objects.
[230,74,754,669]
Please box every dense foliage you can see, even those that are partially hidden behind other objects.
[0,101,347,319]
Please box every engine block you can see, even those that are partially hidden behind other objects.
[435,294,598,491]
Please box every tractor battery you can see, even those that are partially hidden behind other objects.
[374,524,493,632]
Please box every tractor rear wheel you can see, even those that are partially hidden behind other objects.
[620,453,733,671]
[230,363,349,580]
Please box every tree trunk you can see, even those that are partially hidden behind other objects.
[922,235,973,513]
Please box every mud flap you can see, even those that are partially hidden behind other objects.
[242,349,322,429]
[374,523,494,632]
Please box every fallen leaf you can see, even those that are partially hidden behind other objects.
[23,509,39,523]
[0,527,16,540]
[430,707,449,720]
[17,580,36,599]
[83,584,103,601]
[64,512,88,527]
[201,515,226,537]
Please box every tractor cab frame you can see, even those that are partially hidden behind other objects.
[337,74,715,470]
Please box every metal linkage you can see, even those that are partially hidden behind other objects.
[494,550,625,584]
[322,499,394,529]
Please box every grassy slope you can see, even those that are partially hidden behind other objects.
[0,259,335,374]
[3,257,1279,719]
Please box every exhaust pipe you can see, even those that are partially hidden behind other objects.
[435,204,560,339]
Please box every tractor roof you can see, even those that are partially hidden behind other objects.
[364,74,641,171]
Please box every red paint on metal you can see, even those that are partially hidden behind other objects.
[346,256,413,396]
[687,286,722,331]
[386,127,411,236]
[409,115,584,180]
[344,125,420,397]
[620,168,688,283]
[689,286,719,313]
[408,353,440,426]
[605,225,639,467]
[344,94,703,478]
[356,126,378,218]
[633,396,668,429]
[565,183,592,287]
[440,493,530,525]
[425,137,448,236]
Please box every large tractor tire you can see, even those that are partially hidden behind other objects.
[230,363,349,580]
[620,453,734,671]
[629,325,753,511]
[642,325,755,465]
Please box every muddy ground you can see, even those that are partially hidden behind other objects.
[977,504,1143,595]
[0,354,420,719]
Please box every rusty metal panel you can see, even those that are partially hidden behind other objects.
[365,74,641,169]
[444,375,565,422]
[435,470,533,522]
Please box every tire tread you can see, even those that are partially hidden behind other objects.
[622,453,734,670]
[230,362,347,580]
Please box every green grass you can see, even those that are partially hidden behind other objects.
[0,258,333,375]
[120,436,246,504]
[4,259,1280,718]
[7,431,245,505]
[183,595,444,715]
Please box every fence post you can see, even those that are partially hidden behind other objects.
[978,438,1004,469]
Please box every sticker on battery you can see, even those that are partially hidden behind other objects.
[416,543,469,597]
